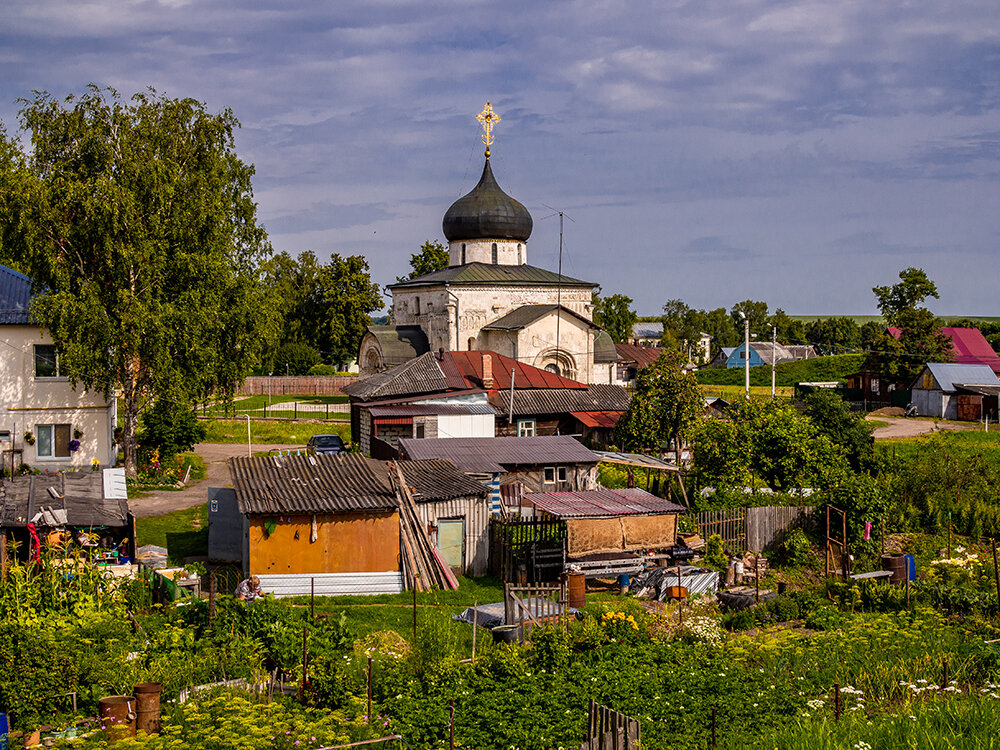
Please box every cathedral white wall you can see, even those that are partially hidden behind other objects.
[448,240,526,266]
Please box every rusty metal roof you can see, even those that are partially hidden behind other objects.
[571,411,623,428]
[228,453,487,514]
[398,435,599,474]
[367,403,496,418]
[615,343,662,367]
[528,487,685,518]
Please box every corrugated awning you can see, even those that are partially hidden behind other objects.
[571,411,623,428]
[529,487,685,518]
[373,416,413,425]
[594,450,680,472]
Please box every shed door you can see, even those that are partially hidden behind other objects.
[437,519,465,571]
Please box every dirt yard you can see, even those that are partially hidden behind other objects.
[866,416,975,440]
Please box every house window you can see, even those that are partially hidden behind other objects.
[517,419,536,437]
[414,297,420,315]
[34,345,61,378]
[415,424,425,439]
[557,467,567,483]
[543,467,556,484]
[461,244,466,264]
[37,424,71,459]
[0,431,10,443]
[517,244,522,263]
[491,243,498,264]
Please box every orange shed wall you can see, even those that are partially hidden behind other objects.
[249,511,399,575]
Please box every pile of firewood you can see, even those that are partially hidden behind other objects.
[389,462,458,592]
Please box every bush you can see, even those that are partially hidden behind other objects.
[138,398,206,458]
[273,342,322,375]
[307,363,339,375]
[780,528,814,567]
[704,534,728,570]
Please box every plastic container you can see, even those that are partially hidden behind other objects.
[1,711,9,750]
[491,625,521,645]
[904,554,916,581]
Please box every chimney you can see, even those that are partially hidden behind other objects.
[437,347,445,361]
[481,353,495,389]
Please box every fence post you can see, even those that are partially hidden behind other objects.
[834,682,840,721]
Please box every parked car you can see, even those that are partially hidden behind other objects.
[307,434,347,455]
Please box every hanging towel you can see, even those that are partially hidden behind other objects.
[863,521,872,540]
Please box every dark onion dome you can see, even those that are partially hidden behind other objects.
[442,158,532,242]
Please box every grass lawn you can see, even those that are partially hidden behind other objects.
[135,504,209,564]
[200,394,349,419]
[201,419,350,445]
[698,384,794,400]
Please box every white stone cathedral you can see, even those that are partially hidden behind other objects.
[358,105,617,384]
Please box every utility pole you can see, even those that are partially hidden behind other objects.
[770,324,777,399]
[740,311,750,397]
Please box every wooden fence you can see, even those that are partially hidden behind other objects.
[746,505,815,553]
[489,517,567,583]
[238,375,359,396]
[580,700,641,750]
[695,505,817,554]
[504,582,567,640]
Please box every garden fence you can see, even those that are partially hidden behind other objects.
[238,375,359,396]
[489,517,567,583]
[695,505,817,555]
[580,700,641,750]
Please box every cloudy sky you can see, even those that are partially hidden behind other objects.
[2,0,999,316]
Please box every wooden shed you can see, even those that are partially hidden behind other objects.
[527,487,685,557]
[225,453,489,595]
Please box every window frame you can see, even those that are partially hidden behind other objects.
[34,344,65,380]
[517,419,536,437]
[557,466,567,483]
[36,423,72,460]
[543,467,556,484]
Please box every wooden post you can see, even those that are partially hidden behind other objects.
[367,656,373,722]
[311,577,315,620]
[881,516,885,556]
[412,580,418,645]
[755,555,760,604]
[449,698,455,750]
[948,510,953,559]
[678,566,683,624]
[302,624,308,690]
[842,511,849,580]
[0,531,7,582]
[825,505,830,579]
[992,538,1000,615]
[472,600,478,661]
[208,572,216,624]
[942,660,949,692]
[906,572,910,608]
[834,682,841,721]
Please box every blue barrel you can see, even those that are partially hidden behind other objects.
[0,711,9,750]
[904,554,916,581]
[618,574,630,590]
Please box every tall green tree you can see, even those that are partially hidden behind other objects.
[613,349,703,469]
[0,87,277,477]
[871,267,952,384]
[691,397,850,493]
[593,292,638,344]
[804,390,876,474]
[769,309,807,345]
[730,300,770,334]
[398,240,449,281]
[321,254,383,366]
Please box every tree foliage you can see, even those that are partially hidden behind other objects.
[262,250,383,369]
[593,292,638,344]
[661,300,739,358]
[0,87,277,476]
[137,398,207,459]
[398,240,449,281]
[803,390,876,474]
[273,342,322,375]
[871,267,952,384]
[691,398,850,492]
[613,349,703,459]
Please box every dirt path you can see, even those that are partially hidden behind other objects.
[129,442,299,517]
[867,416,974,440]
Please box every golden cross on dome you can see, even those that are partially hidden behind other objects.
[476,101,501,157]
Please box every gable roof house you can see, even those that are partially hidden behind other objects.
[344,350,630,455]
[910,362,1000,421]
[0,265,117,473]
[223,453,491,591]
[723,342,817,369]
[889,327,1000,375]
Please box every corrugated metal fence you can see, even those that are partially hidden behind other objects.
[694,505,816,554]
[239,375,359,396]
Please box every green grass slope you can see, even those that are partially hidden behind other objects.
[696,354,865,387]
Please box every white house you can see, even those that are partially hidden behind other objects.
[910,362,1000,421]
[1,265,117,472]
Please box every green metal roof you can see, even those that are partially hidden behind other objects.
[389,262,595,289]
[481,304,597,332]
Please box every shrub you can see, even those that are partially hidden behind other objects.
[780,528,814,567]
[273,341,322,375]
[704,534,728,570]
[138,398,206,459]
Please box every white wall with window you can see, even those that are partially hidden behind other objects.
[1,325,116,470]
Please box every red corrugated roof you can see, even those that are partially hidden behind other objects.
[528,487,686,518]
[888,327,1000,373]
[447,350,587,391]
[614,343,662,367]
[571,411,624,428]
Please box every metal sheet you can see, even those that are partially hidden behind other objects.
[257,571,403,597]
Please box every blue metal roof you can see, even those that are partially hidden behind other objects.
[0,265,33,325]
[923,362,999,392]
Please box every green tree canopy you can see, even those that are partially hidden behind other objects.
[730,300,770,334]
[398,240,449,282]
[593,292,638,344]
[691,397,851,493]
[803,390,876,474]
[0,87,277,476]
[871,267,952,384]
[613,349,703,467]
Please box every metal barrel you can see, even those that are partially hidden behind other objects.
[567,572,586,609]
[881,554,908,584]
[98,696,136,742]
[133,682,162,735]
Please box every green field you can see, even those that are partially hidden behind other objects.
[200,418,350,445]
[696,353,865,387]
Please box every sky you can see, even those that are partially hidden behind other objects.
[2,0,999,317]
